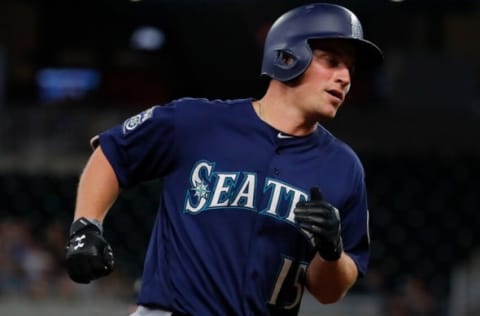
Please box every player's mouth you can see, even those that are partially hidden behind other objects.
[325,89,344,104]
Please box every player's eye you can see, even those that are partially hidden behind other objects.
[315,51,355,75]
[326,55,341,68]
[314,52,340,68]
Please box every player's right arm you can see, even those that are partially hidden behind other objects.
[65,146,119,283]
[74,146,120,222]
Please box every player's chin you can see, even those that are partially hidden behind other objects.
[320,106,340,120]
[317,111,337,122]
[314,101,341,121]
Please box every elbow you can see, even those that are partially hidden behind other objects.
[314,290,347,305]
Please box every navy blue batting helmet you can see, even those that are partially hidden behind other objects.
[261,3,383,82]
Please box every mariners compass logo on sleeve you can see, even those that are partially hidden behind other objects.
[122,106,156,134]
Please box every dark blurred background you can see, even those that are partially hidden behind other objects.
[0,0,479,315]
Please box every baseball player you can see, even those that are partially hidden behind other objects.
[65,3,382,316]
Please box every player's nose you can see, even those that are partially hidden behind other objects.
[335,65,351,88]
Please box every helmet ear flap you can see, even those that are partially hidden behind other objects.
[274,50,298,69]
[264,44,312,82]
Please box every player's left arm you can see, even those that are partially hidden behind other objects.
[304,251,358,304]
[294,187,359,304]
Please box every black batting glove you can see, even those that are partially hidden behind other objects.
[294,187,343,261]
[65,217,114,283]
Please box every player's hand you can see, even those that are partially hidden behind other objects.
[294,187,343,261]
[65,217,114,283]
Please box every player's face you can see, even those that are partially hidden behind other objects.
[293,39,356,121]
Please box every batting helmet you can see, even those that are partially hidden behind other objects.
[261,3,383,82]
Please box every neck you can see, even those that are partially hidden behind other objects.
[253,98,318,137]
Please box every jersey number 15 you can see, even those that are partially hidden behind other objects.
[269,257,308,310]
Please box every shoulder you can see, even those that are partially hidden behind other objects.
[169,97,253,109]
[316,125,365,174]
[166,97,254,121]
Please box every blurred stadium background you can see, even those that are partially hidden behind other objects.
[0,0,479,315]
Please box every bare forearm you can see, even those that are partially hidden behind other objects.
[74,147,120,223]
[306,252,358,304]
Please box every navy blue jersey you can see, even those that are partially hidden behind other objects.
[96,98,370,316]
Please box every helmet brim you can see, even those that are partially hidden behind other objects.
[347,38,384,70]
[308,36,383,70]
